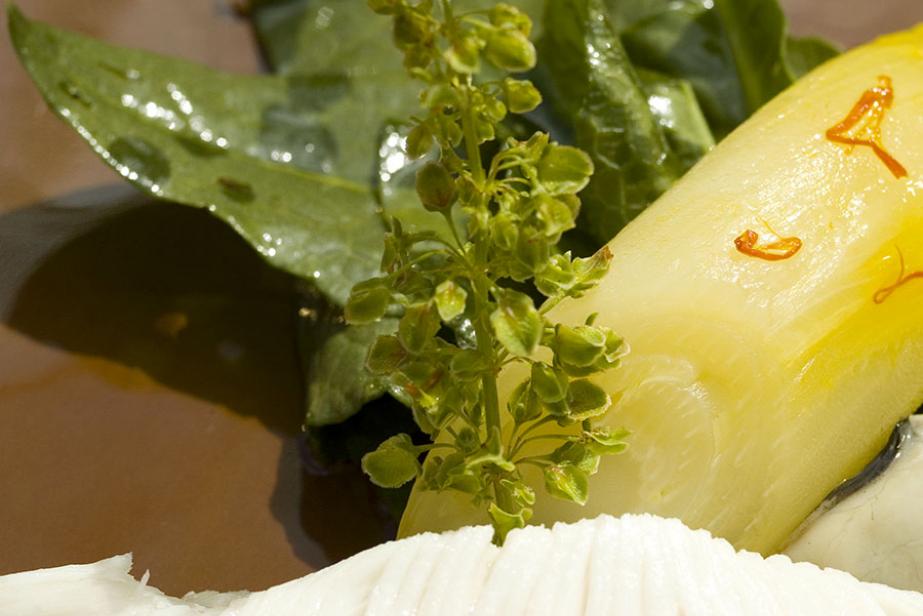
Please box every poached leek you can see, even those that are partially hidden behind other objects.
[400,25,923,554]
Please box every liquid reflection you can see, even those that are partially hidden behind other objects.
[0,186,392,576]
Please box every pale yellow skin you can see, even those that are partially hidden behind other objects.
[401,26,923,554]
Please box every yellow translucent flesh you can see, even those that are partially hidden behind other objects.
[400,26,923,554]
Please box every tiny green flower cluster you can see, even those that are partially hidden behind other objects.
[346,0,629,542]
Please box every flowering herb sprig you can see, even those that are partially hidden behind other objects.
[346,0,629,542]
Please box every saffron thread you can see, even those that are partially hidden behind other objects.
[734,223,803,262]
[874,247,923,304]
[826,75,908,179]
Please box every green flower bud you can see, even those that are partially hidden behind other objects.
[450,349,487,380]
[482,95,507,124]
[564,379,611,420]
[499,478,536,508]
[456,426,481,454]
[361,434,420,488]
[543,462,589,505]
[558,193,581,218]
[537,143,594,195]
[535,194,577,239]
[584,427,630,455]
[484,28,536,73]
[411,404,436,434]
[344,279,391,324]
[534,253,576,297]
[602,329,626,363]
[380,233,402,273]
[504,78,542,113]
[473,115,496,144]
[554,324,606,368]
[393,8,431,48]
[368,0,402,15]
[489,3,532,36]
[402,43,432,70]
[441,116,464,146]
[445,35,482,74]
[551,441,600,475]
[423,83,457,110]
[531,362,568,403]
[399,360,446,411]
[416,162,458,212]
[398,302,441,353]
[406,123,433,159]
[514,227,550,272]
[563,246,612,298]
[491,212,519,250]
[488,502,529,543]
[508,380,542,424]
[437,455,483,494]
[434,279,468,321]
[490,289,542,357]
[366,335,408,375]
[523,131,549,159]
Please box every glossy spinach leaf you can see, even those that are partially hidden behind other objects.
[252,0,545,74]
[541,0,685,244]
[298,287,399,426]
[784,35,840,79]
[637,69,714,173]
[710,0,790,116]
[249,0,534,426]
[249,0,310,72]
[257,2,422,185]
[250,0,544,183]
[8,5,384,306]
[614,0,838,137]
[617,0,750,137]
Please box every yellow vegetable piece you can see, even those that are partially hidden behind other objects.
[400,25,923,554]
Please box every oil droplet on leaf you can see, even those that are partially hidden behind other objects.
[108,136,171,189]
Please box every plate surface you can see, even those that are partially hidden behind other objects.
[1,0,922,596]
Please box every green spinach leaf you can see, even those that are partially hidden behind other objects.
[541,0,686,244]
[8,5,384,306]
[613,0,838,137]
[250,0,544,183]
[784,35,840,79]
[248,0,536,426]
[637,69,714,173]
[299,287,399,426]
[255,1,421,185]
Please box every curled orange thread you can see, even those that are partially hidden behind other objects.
[734,226,803,262]
[826,75,908,179]
[873,247,923,304]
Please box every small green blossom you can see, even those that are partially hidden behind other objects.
[349,0,629,543]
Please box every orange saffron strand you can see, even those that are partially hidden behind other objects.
[826,75,908,179]
[734,228,803,262]
[874,248,923,304]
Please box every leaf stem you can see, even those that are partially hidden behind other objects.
[468,268,501,440]
[420,442,460,452]
[443,211,466,251]
[517,457,551,469]
[510,414,557,453]
[510,433,574,459]
[461,88,486,187]
[539,295,564,315]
